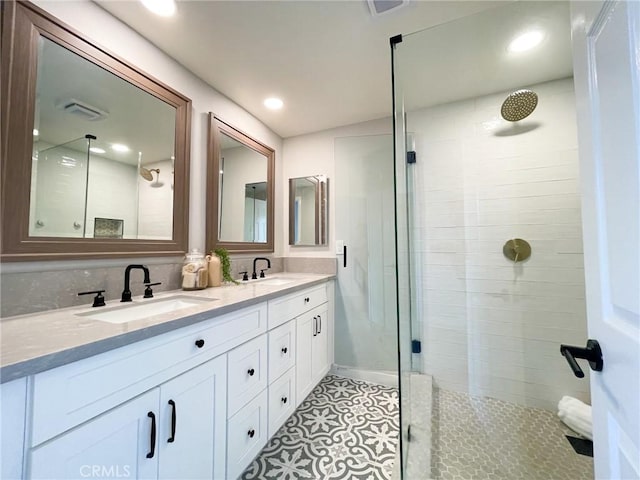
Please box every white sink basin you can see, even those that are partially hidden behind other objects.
[76,295,216,324]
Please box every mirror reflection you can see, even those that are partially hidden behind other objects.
[217,133,268,243]
[30,36,176,240]
[289,175,329,246]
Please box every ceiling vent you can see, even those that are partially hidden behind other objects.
[57,99,108,121]
[367,0,408,17]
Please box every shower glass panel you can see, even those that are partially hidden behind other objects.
[392,2,592,479]
[334,135,398,374]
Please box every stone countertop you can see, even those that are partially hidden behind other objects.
[0,273,334,383]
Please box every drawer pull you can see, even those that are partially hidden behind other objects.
[247,368,255,376]
[281,347,288,354]
[304,297,310,303]
[168,400,176,443]
[281,396,288,404]
[195,339,205,348]
[318,314,322,334]
[313,316,318,337]
[146,412,156,459]
[248,428,255,438]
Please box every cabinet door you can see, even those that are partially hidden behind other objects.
[295,311,314,406]
[312,305,329,384]
[29,389,159,480]
[159,356,227,480]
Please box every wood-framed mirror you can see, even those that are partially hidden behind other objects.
[1,1,191,261]
[206,114,275,253]
[289,175,329,246]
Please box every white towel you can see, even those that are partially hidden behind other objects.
[557,396,592,440]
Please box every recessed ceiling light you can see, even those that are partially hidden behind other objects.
[89,147,106,154]
[264,97,284,110]
[33,129,39,136]
[140,0,176,17]
[111,143,130,153]
[508,31,544,53]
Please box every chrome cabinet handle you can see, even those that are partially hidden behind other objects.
[317,314,322,334]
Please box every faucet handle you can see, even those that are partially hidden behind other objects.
[260,269,267,278]
[78,290,106,308]
[144,282,162,299]
[239,271,249,282]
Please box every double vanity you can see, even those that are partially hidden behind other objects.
[1,273,335,480]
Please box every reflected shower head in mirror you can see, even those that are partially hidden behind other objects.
[501,89,538,121]
[140,167,164,187]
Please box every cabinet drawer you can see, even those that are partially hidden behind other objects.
[227,389,268,480]
[227,335,268,417]
[268,367,296,438]
[267,283,327,329]
[268,320,295,382]
[32,303,267,446]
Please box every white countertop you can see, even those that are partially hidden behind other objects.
[0,273,333,383]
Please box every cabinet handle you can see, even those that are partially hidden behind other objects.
[281,347,288,354]
[313,316,317,337]
[281,396,288,404]
[248,428,255,438]
[167,400,176,443]
[146,412,156,458]
[304,297,310,303]
[247,368,255,376]
[318,314,322,334]
[195,339,205,348]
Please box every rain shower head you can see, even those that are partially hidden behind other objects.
[139,167,164,187]
[501,89,538,122]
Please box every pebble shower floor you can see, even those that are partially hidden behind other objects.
[241,375,400,479]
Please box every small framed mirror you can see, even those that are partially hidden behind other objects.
[206,114,275,253]
[289,175,329,246]
[1,2,191,260]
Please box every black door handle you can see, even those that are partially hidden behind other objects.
[247,368,255,376]
[560,339,603,378]
[146,412,156,458]
[343,245,347,268]
[281,396,288,404]
[247,428,255,438]
[167,400,176,443]
[195,339,205,348]
[281,347,288,354]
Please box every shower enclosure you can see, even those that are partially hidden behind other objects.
[391,2,593,478]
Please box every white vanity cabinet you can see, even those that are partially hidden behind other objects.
[296,304,330,404]
[29,356,227,480]
[1,278,334,480]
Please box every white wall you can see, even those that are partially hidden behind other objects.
[408,78,589,410]
[137,160,173,239]
[32,0,283,255]
[282,117,391,256]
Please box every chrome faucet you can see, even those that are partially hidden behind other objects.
[252,257,271,279]
[121,264,151,302]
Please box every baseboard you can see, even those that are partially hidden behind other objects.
[330,364,398,387]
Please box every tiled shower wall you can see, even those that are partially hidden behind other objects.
[409,78,589,410]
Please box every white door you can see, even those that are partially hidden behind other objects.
[296,311,314,404]
[158,357,227,480]
[571,1,640,478]
[312,305,329,383]
[29,389,159,480]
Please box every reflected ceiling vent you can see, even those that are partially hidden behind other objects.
[367,0,408,17]
[57,99,109,121]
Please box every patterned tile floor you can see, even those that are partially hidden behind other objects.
[430,388,594,480]
[241,375,400,480]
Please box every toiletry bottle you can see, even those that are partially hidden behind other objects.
[207,253,222,287]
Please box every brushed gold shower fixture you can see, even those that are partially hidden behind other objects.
[501,89,538,121]
[503,238,531,263]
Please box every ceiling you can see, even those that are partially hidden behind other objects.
[95,0,572,139]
